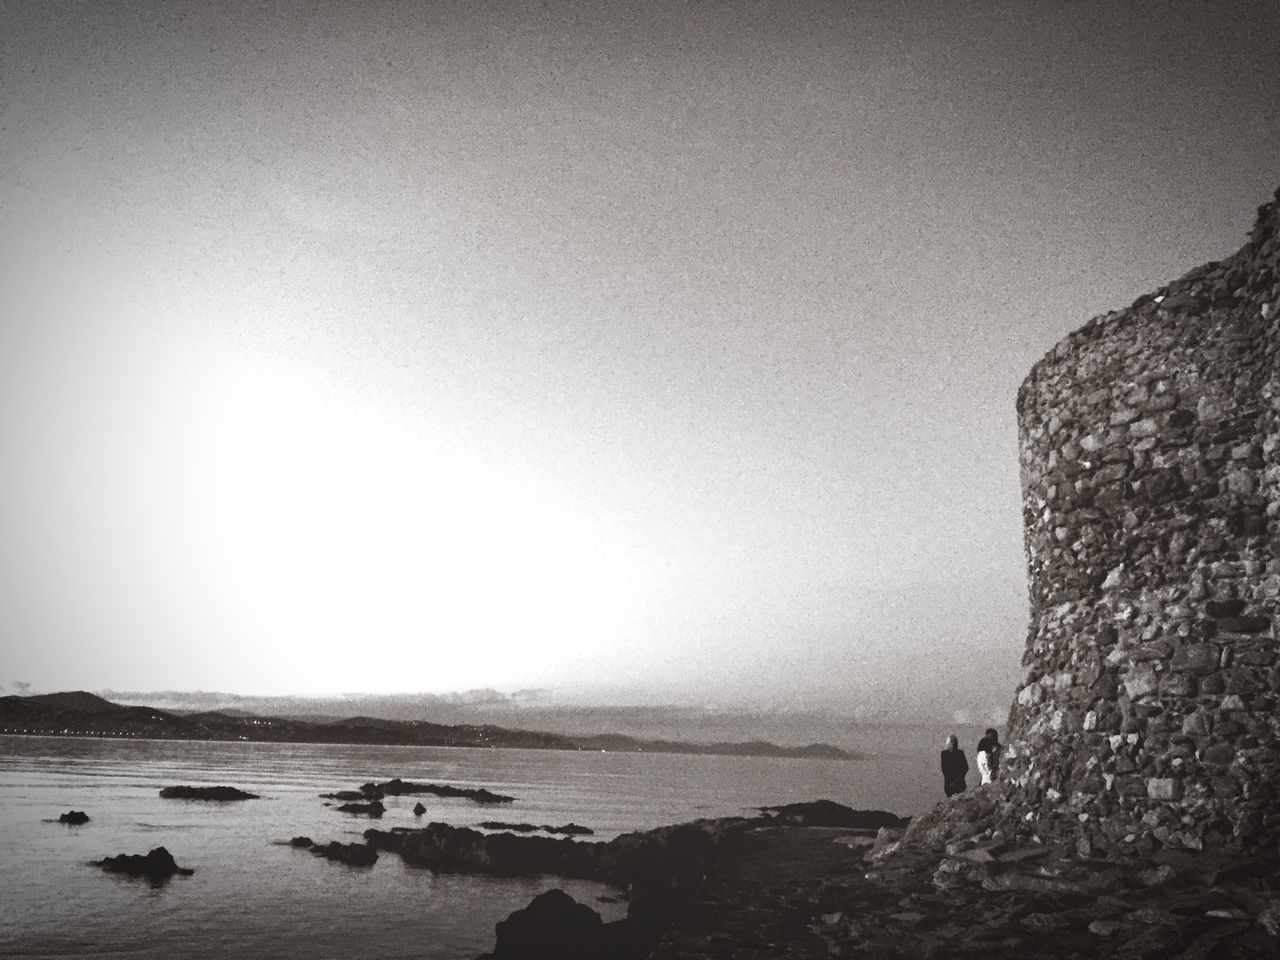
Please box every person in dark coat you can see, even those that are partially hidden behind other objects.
[940,734,969,796]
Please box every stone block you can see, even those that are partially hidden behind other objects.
[1158,672,1193,696]
[1180,710,1212,736]
[1123,664,1159,700]
[1130,418,1161,438]
[1201,742,1236,765]
[1171,643,1218,676]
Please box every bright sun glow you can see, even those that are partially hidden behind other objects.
[78,329,633,693]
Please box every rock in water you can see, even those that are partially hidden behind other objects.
[413,802,426,816]
[759,800,908,829]
[336,800,385,817]
[159,785,259,801]
[58,810,89,824]
[289,836,313,848]
[358,778,515,804]
[95,846,193,880]
[310,841,378,866]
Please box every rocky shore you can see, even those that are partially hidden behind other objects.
[464,794,1277,958]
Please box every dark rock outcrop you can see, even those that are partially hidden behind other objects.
[320,789,375,801]
[58,810,89,824]
[1006,186,1280,858]
[637,821,1280,959]
[478,889,649,960]
[335,800,385,817]
[360,778,515,804]
[310,841,377,866]
[159,785,259,801]
[289,836,313,848]
[95,846,193,880]
[758,800,908,830]
[481,888,603,959]
[365,822,600,878]
[479,821,595,836]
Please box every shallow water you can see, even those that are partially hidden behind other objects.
[0,732,954,958]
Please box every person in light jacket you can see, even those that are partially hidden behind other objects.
[976,728,1002,785]
[940,734,968,796]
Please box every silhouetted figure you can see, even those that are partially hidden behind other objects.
[940,734,968,796]
[976,727,1002,785]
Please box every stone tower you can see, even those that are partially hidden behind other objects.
[1003,189,1280,858]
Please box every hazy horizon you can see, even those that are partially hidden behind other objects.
[4,2,1279,722]
[3,684,1009,749]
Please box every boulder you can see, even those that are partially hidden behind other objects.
[490,888,602,956]
[58,810,89,825]
[413,802,426,816]
[95,846,193,880]
[289,836,313,848]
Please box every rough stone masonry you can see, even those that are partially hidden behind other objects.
[1002,187,1280,860]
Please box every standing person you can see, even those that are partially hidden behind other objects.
[940,734,968,796]
[984,727,1002,775]
[976,728,1002,785]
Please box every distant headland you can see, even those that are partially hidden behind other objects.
[0,691,856,761]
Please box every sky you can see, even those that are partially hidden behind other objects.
[2,0,1278,724]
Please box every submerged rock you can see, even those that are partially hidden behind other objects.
[58,810,89,824]
[159,785,259,801]
[95,846,193,880]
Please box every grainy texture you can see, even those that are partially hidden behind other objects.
[1002,188,1280,858]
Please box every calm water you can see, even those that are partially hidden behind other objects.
[0,733,952,959]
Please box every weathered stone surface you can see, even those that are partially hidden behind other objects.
[1146,778,1183,801]
[1004,187,1280,859]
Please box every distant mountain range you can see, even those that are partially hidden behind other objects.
[0,692,858,761]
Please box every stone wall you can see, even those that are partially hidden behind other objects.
[1002,188,1280,859]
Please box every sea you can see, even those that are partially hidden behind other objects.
[0,727,979,959]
